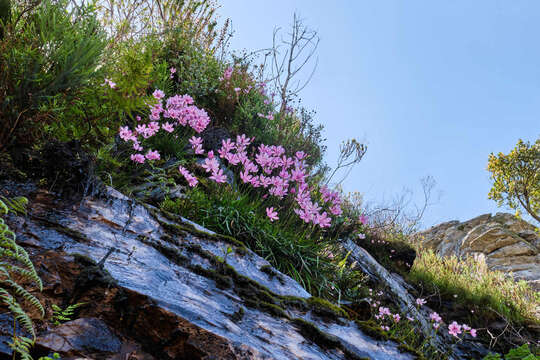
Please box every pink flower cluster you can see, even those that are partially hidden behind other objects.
[201,151,227,183]
[414,302,477,338]
[430,311,443,330]
[189,136,204,154]
[258,112,274,120]
[448,321,477,338]
[320,185,343,216]
[228,137,337,227]
[184,133,342,227]
[369,293,478,339]
[221,66,233,81]
[118,90,211,164]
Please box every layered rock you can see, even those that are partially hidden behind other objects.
[1,181,415,360]
[418,213,540,290]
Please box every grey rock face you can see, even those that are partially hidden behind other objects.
[6,184,415,360]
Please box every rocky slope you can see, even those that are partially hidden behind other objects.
[417,213,540,290]
[0,181,417,360]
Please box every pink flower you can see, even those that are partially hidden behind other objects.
[236,134,252,149]
[209,169,227,183]
[429,312,442,323]
[135,124,147,135]
[162,122,174,133]
[359,214,369,225]
[189,136,204,154]
[223,66,233,80]
[266,207,279,222]
[201,157,219,173]
[130,154,145,163]
[433,323,440,330]
[104,78,116,89]
[240,170,253,184]
[119,126,134,141]
[170,67,176,78]
[145,150,160,160]
[416,298,426,307]
[295,151,307,160]
[178,166,198,187]
[219,139,235,157]
[153,89,165,100]
[469,328,477,338]
[315,212,332,228]
[406,316,415,322]
[330,204,342,216]
[133,141,143,151]
[448,321,462,337]
[378,307,391,317]
[393,314,401,323]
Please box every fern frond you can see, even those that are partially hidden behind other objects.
[0,196,28,215]
[9,334,34,360]
[9,265,43,291]
[0,290,36,338]
[1,278,44,316]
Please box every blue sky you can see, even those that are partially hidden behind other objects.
[218,1,540,228]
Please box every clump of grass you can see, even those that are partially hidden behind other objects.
[409,248,539,325]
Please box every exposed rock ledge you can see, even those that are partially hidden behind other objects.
[1,181,415,360]
[417,213,539,290]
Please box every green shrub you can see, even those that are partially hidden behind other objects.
[0,0,106,149]
[161,28,222,105]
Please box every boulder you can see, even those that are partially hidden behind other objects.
[418,213,540,290]
[36,318,121,355]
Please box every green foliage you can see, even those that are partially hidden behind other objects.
[483,344,539,360]
[0,196,43,360]
[51,302,86,326]
[487,138,540,223]
[0,0,106,149]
